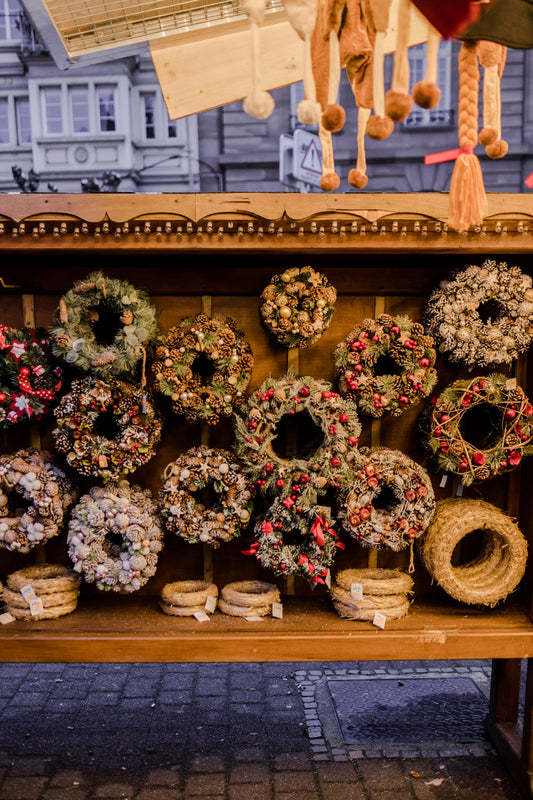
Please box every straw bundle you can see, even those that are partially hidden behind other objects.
[330,568,413,621]
[5,563,80,620]
[159,580,218,617]
[219,580,280,617]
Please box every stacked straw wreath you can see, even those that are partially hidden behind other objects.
[67,480,164,593]
[418,498,528,607]
[259,266,337,348]
[158,446,255,546]
[218,580,280,617]
[245,499,343,583]
[159,580,218,616]
[0,448,77,553]
[52,376,162,482]
[330,568,413,621]
[0,324,62,426]
[424,260,533,368]
[337,447,436,551]
[50,271,159,379]
[151,313,254,425]
[334,314,437,418]
[234,372,361,502]
[420,373,533,486]
[4,564,81,620]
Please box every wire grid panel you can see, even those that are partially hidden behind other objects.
[42,0,284,56]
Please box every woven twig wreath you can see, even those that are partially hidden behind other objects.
[67,480,164,593]
[334,313,437,418]
[420,373,533,486]
[424,260,533,368]
[52,376,162,482]
[234,372,361,502]
[244,499,343,583]
[151,313,254,425]
[259,266,337,348]
[0,448,77,553]
[158,446,255,546]
[337,447,436,550]
[330,568,413,621]
[219,580,280,616]
[50,271,158,379]
[159,580,218,616]
[418,498,528,606]
[0,325,62,426]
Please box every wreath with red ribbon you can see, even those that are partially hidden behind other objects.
[0,325,62,426]
[243,498,343,583]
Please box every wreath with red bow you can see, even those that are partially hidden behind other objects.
[0,325,62,426]
[243,498,343,583]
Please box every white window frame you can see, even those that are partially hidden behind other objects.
[0,93,31,146]
[37,80,120,137]
[137,88,185,143]
[0,0,22,42]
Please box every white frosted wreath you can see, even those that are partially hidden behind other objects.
[0,448,77,553]
[50,270,159,379]
[151,313,254,425]
[67,480,164,592]
[52,376,162,482]
[337,447,436,550]
[259,266,337,348]
[158,446,254,546]
[424,260,533,368]
[234,372,362,503]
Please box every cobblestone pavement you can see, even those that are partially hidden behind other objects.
[0,660,525,800]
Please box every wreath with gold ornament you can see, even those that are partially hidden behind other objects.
[233,372,362,503]
[334,314,438,418]
[424,260,533,368]
[243,498,343,583]
[67,480,164,592]
[420,373,533,486]
[259,266,337,348]
[158,445,255,546]
[337,447,436,551]
[0,325,62,426]
[50,271,159,379]
[151,313,254,425]
[52,376,162,482]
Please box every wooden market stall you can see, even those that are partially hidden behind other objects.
[1,191,533,794]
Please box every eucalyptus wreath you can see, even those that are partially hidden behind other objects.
[50,271,159,379]
[151,313,254,425]
[0,324,62,426]
[334,313,438,418]
[52,376,162,482]
[233,372,362,502]
[259,266,337,348]
[158,445,255,545]
[424,260,533,368]
[420,373,533,486]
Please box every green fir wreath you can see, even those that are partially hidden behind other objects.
[158,445,255,546]
[52,376,162,482]
[334,313,438,418]
[259,266,337,348]
[337,447,436,550]
[420,373,533,486]
[0,325,62,426]
[233,372,362,503]
[244,498,343,583]
[151,313,254,425]
[50,271,159,379]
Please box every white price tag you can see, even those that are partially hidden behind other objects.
[456,484,464,497]
[204,595,217,613]
[506,378,517,390]
[0,612,15,624]
[373,612,387,629]
[20,584,37,604]
[324,569,331,589]
[271,602,283,619]
[350,582,363,602]
[440,474,448,488]
[193,610,210,622]
[29,598,44,616]
[244,615,264,622]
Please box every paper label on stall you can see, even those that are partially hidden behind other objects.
[271,602,283,619]
[29,597,44,616]
[0,612,15,624]
[324,569,331,588]
[350,583,363,602]
[373,612,387,629]
[440,474,448,488]
[20,584,37,604]
[506,378,517,390]
[245,615,264,622]
[193,610,210,622]
[204,595,217,613]
[456,484,464,497]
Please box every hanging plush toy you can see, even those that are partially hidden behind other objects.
[241,0,275,119]
[311,0,347,133]
[412,18,441,110]
[477,40,508,159]
[283,0,322,124]
[384,0,413,122]
[366,0,394,139]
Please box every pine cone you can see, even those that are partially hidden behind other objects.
[474,466,491,481]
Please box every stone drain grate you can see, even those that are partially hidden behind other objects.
[292,664,497,761]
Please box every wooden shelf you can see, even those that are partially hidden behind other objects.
[2,595,533,663]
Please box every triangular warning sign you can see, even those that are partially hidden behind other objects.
[300,140,322,175]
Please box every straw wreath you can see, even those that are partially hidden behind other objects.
[259,266,337,348]
[424,260,533,368]
[420,373,533,486]
[5,563,81,620]
[330,568,413,621]
[219,580,280,617]
[159,580,218,616]
[418,497,528,607]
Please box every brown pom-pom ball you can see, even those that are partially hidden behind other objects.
[412,80,441,110]
[384,89,413,122]
[486,139,509,159]
[322,103,345,132]
[320,172,341,191]
[479,126,498,146]
[348,169,368,189]
[366,114,394,140]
